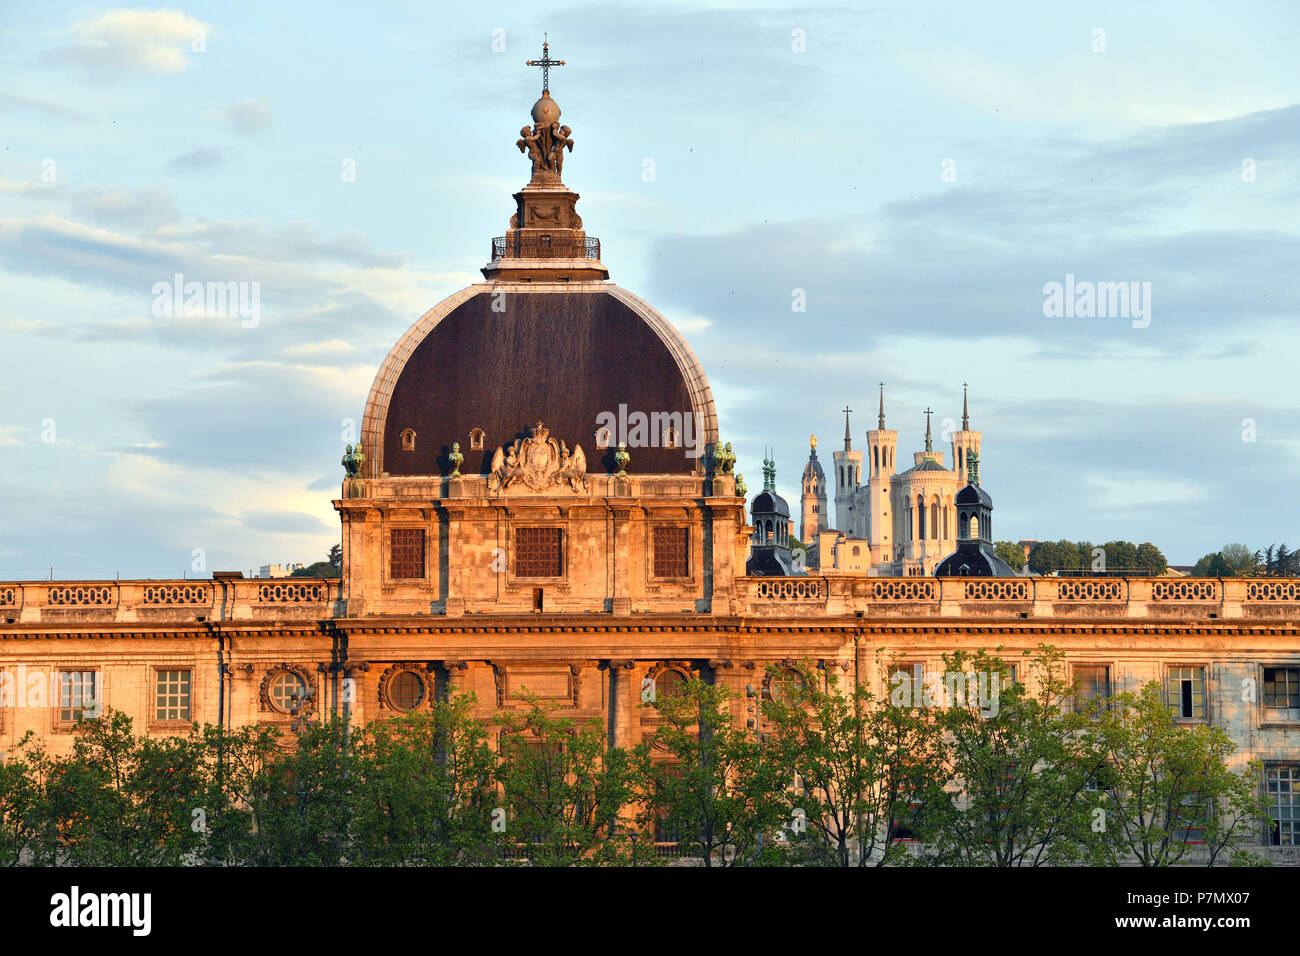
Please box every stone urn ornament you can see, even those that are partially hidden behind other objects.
[449,441,464,478]
[614,442,630,477]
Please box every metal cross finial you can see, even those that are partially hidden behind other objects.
[526,35,566,93]
[924,406,934,453]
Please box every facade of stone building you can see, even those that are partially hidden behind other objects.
[2,76,1299,862]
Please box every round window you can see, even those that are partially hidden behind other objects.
[388,670,426,711]
[269,671,308,713]
[769,668,806,705]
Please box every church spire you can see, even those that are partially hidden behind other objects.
[962,382,970,431]
[842,405,852,451]
[877,382,886,430]
[923,407,934,453]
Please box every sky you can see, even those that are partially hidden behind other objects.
[1,0,1298,577]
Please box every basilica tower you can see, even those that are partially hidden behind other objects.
[832,406,862,536]
[950,383,982,487]
[864,384,898,559]
[800,435,828,554]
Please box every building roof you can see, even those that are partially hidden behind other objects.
[934,541,1019,577]
[751,489,791,518]
[362,286,718,477]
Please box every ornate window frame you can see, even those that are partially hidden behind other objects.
[400,428,417,452]
[378,663,432,713]
[509,523,567,584]
[260,664,315,717]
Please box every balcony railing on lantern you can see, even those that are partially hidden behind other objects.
[491,235,601,261]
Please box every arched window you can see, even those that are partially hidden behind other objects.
[930,501,939,539]
[655,668,687,701]
[468,427,485,451]
[852,545,861,557]
[943,505,949,539]
[400,428,416,452]
[873,446,879,472]
[970,515,979,539]
[917,494,926,540]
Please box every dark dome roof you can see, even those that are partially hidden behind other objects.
[364,287,717,477]
[956,483,993,506]
[934,542,1018,577]
[750,489,790,518]
[802,454,825,483]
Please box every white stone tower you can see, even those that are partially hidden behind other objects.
[864,384,898,561]
[950,383,982,487]
[832,405,863,535]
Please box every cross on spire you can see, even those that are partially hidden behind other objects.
[526,34,566,93]
[878,382,886,430]
[961,382,970,431]
[842,405,852,450]
[924,406,934,453]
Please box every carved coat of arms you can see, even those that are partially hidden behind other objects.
[488,422,588,494]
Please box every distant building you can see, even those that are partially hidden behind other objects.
[258,563,304,579]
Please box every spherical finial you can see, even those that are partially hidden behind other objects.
[531,90,560,126]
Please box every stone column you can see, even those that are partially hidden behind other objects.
[607,660,636,749]
[442,660,468,701]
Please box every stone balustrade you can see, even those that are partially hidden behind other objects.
[0,578,341,624]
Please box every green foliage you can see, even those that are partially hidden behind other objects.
[926,647,1100,866]
[0,665,1276,867]
[495,694,635,865]
[1028,539,1167,575]
[764,663,946,866]
[992,541,1027,572]
[1084,682,1268,866]
[633,677,787,866]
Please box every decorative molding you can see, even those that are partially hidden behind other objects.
[488,421,588,494]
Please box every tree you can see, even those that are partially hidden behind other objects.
[1085,682,1268,866]
[348,694,499,865]
[927,647,1100,866]
[763,665,946,866]
[993,541,1028,572]
[495,695,635,865]
[1134,542,1168,575]
[329,544,343,570]
[0,733,45,866]
[1219,543,1255,575]
[634,678,788,867]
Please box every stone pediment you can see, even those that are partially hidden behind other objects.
[488,421,588,494]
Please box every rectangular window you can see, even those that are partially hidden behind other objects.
[389,528,426,579]
[652,526,689,578]
[155,669,191,722]
[889,772,924,843]
[1073,664,1110,713]
[887,663,923,706]
[515,527,563,578]
[1266,765,1299,846]
[1263,667,1300,720]
[1172,791,1208,844]
[1167,666,1206,720]
[58,671,98,723]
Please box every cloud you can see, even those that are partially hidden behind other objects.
[0,426,26,448]
[167,146,225,173]
[210,97,272,135]
[42,8,212,75]
[70,184,181,232]
[0,92,92,123]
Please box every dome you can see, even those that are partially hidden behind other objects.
[801,455,825,484]
[956,483,993,506]
[531,91,560,126]
[935,543,1018,577]
[361,285,718,477]
[750,489,790,518]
